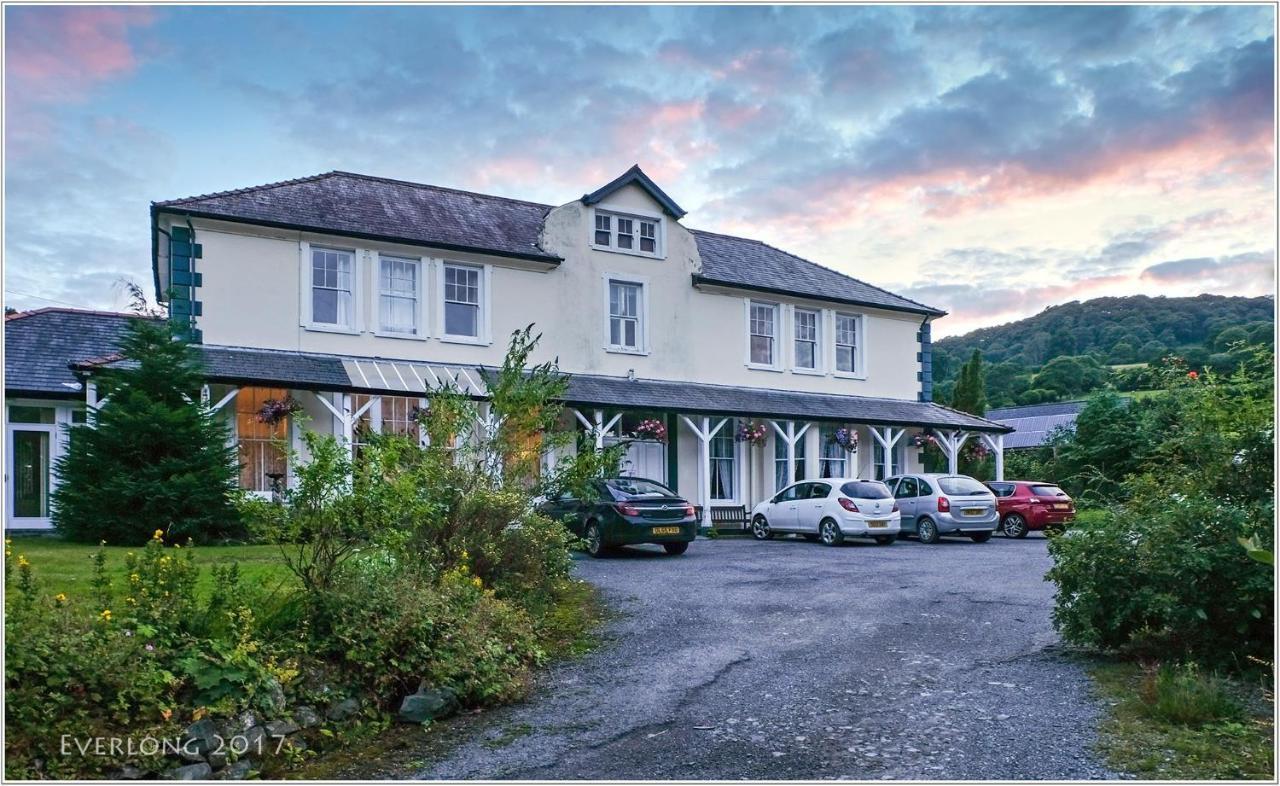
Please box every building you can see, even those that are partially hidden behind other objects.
[4,167,1010,531]
[987,401,1086,449]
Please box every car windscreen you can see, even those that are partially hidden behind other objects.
[938,476,992,496]
[840,481,891,499]
[605,478,677,499]
[1030,484,1068,497]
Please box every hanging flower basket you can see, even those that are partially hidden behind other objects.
[963,441,990,461]
[909,432,938,448]
[256,395,301,425]
[633,418,667,443]
[735,421,768,446]
[826,426,859,453]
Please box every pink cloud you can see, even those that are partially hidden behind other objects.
[7,7,156,102]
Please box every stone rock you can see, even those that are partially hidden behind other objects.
[236,710,260,732]
[241,725,268,756]
[168,763,213,780]
[184,718,219,746]
[266,719,300,737]
[217,759,253,780]
[206,750,228,770]
[397,686,460,724]
[326,697,361,721]
[178,745,206,764]
[293,705,322,729]
[116,765,145,779]
[262,677,287,715]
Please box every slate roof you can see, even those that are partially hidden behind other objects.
[691,230,945,316]
[5,309,143,397]
[154,170,941,316]
[154,171,561,263]
[988,400,1088,449]
[80,341,1006,432]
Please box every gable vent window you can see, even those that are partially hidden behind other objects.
[592,210,662,258]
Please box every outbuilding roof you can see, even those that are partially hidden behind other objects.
[987,400,1088,448]
[4,308,142,397]
[153,170,942,317]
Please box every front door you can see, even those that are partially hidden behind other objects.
[7,422,56,529]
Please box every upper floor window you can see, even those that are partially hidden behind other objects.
[311,247,355,329]
[748,301,778,367]
[442,262,483,340]
[607,279,644,352]
[835,312,861,374]
[794,308,820,371]
[592,210,661,257]
[378,255,421,336]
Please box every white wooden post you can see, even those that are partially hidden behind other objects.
[980,432,1005,481]
[572,408,621,452]
[870,426,906,478]
[769,420,811,491]
[680,415,728,531]
[938,429,971,474]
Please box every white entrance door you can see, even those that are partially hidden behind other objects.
[6,422,56,529]
[619,440,666,484]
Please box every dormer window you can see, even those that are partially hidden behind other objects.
[592,209,662,258]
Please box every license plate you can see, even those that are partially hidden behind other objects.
[1054,504,1069,510]
[963,508,984,515]
[867,520,888,528]
[651,526,681,535]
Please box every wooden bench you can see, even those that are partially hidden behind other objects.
[694,505,748,530]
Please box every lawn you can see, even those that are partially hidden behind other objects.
[5,537,295,608]
[1092,661,1274,780]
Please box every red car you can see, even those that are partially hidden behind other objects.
[985,481,1075,538]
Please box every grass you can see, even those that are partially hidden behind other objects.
[1092,660,1274,780]
[6,536,296,608]
[1071,507,1109,527]
[529,577,608,658]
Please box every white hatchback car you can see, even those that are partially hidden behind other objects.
[750,478,901,546]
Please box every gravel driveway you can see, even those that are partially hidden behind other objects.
[419,535,1120,780]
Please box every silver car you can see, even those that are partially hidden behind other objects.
[885,473,999,543]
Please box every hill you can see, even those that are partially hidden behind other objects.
[932,294,1274,408]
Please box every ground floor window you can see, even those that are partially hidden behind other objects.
[236,387,288,492]
[773,429,807,490]
[819,424,848,478]
[710,418,736,501]
[873,438,902,480]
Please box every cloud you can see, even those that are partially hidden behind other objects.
[5,6,156,101]
[1140,251,1275,289]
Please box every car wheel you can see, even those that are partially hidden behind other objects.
[917,517,940,544]
[751,515,774,540]
[663,542,689,556]
[1003,514,1029,539]
[585,522,606,558]
[819,518,844,546]
[874,535,894,545]
[969,532,992,543]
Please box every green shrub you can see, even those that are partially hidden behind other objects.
[1138,663,1243,726]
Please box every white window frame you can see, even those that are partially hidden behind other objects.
[303,242,361,334]
[792,306,823,374]
[745,300,782,371]
[437,261,491,345]
[708,418,741,503]
[374,254,426,339]
[832,311,866,379]
[590,205,665,259]
[602,274,649,355]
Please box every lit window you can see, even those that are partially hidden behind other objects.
[311,247,354,328]
[236,387,289,492]
[835,313,859,373]
[378,256,420,335]
[608,280,643,351]
[749,302,777,366]
[443,263,482,338]
[794,308,820,370]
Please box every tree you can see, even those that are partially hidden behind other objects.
[949,349,987,416]
[51,319,241,544]
[1213,326,1250,352]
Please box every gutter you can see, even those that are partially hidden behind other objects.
[691,274,947,318]
[152,206,565,266]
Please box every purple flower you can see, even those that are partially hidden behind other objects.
[145,643,155,652]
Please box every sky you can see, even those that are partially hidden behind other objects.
[4,4,1275,337]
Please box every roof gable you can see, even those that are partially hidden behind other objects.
[581,165,687,219]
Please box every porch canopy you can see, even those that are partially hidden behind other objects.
[76,344,1013,526]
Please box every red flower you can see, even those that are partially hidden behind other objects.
[1187,370,1199,380]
